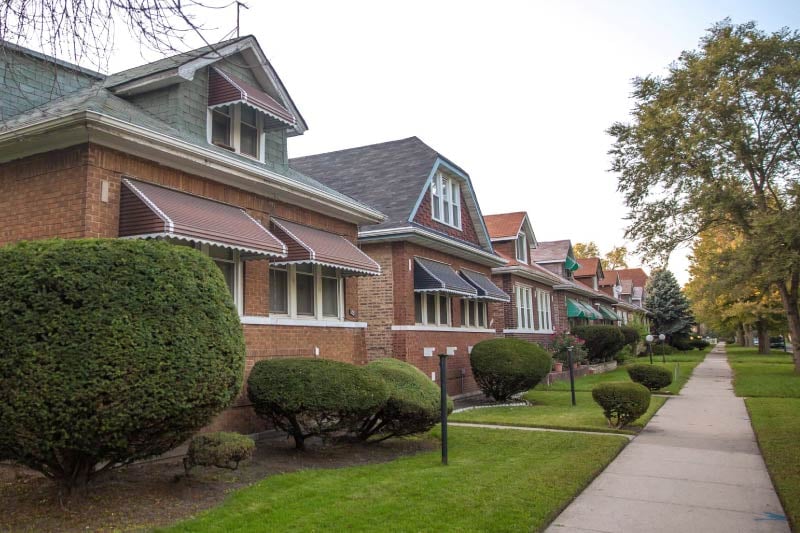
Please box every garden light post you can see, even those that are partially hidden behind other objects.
[567,346,576,406]
[659,333,666,363]
[646,334,654,364]
[438,353,449,466]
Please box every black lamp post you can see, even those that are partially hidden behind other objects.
[659,333,666,363]
[646,334,654,364]
[438,353,449,466]
[567,346,576,406]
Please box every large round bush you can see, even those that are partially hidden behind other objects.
[469,338,552,402]
[627,364,673,391]
[359,358,452,441]
[592,382,651,428]
[247,358,389,449]
[572,325,626,362]
[0,239,245,490]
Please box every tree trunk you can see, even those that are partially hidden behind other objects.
[736,325,745,346]
[776,280,800,373]
[756,319,770,355]
[744,324,753,347]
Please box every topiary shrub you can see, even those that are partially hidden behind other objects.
[247,358,389,450]
[0,239,245,491]
[592,382,651,428]
[627,364,673,391]
[184,432,255,474]
[469,338,552,402]
[572,325,626,363]
[690,338,710,350]
[619,326,640,351]
[358,358,453,442]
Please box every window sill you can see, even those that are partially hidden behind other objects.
[241,316,367,328]
[431,217,462,231]
[503,328,555,335]
[392,325,496,333]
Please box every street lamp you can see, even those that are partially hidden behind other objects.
[437,353,449,466]
[659,333,666,363]
[646,334,654,364]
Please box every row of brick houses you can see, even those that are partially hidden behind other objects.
[0,36,650,432]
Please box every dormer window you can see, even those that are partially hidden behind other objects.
[516,232,528,263]
[431,171,461,229]
[208,103,264,160]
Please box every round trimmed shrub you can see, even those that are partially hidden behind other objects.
[592,382,651,428]
[359,358,452,442]
[627,364,673,391]
[572,325,626,362]
[619,326,640,350]
[184,432,255,474]
[469,338,552,402]
[0,239,245,490]
[247,358,389,450]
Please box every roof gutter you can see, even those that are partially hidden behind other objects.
[491,265,560,286]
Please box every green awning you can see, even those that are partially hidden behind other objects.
[579,302,603,320]
[565,256,580,271]
[598,305,620,321]
[567,298,600,319]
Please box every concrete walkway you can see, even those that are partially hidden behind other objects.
[546,344,790,533]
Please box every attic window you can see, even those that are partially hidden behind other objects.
[516,232,528,263]
[207,103,264,161]
[431,171,461,229]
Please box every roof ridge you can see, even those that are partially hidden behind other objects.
[0,40,105,78]
[290,136,423,161]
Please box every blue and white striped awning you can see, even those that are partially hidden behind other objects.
[414,257,478,297]
[460,269,510,302]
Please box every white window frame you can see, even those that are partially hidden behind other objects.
[430,171,461,229]
[515,284,534,330]
[414,293,451,326]
[268,264,345,321]
[516,232,528,263]
[536,289,553,332]
[207,104,266,162]
[461,299,487,329]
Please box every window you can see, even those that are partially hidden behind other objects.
[430,171,461,229]
[268,264,344,320]
[515,285,534,329]
[208,104,263,161]
[461,299,487,328]
[516,232,528,263]
[169,240,242,315]
[414,293,451,326]
[536,290,552,331]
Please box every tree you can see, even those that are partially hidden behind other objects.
[603,245,629,270]
[609,20,800,370]
[645,270,693,337]
[573,241,600,259]
[0,1,231,72]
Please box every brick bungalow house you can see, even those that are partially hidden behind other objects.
[574,258,624,325]
[484,212,566,345]
[291,137,508,397]
[601,267,651,325]
[0,37,387,432]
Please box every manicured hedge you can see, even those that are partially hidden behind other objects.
[0,239,245,490]
[592,382,651,428]
[247,358,389,449]
[627,364,673,391]
[619,326,640,350]
[470,338,552,401]
[572,325,626,362]
[359,358,452,441]
[184,432,255,473]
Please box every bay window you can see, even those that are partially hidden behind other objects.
[269,264,344,320]
[414,293,451,326]
[430,171,461,229]
[515,285,534,329]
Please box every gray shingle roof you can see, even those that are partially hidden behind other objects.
[290,137,464,231]
[530,239,572,263]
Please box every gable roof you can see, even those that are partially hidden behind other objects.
[620,279,633,295]
[575,257,604,280]
[530,239,572,263]
[290,136,494,252]
[483,212,536,245]
[608,267,649,288]
[599,271,621,287]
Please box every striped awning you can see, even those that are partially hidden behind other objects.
[460,269,510,302]
[269,218,381,276]
[414,257,478,297]
[208,67,296,129]
[119,179,287,258]
[565,256,580,271]
[598,305,620,321]
[567,298,603,320]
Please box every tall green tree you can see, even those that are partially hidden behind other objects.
[646,270,694,338]
[573,241,600,259]
[609,20,800,370]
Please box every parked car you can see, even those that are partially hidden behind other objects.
[770,336,786,349]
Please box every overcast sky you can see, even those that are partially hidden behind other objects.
[103,0,800,286]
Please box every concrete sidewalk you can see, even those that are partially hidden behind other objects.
[546,344,790,533]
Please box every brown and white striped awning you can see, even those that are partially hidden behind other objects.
[119,179,287,258]
[208,67,296,129]
[270,218,381,276]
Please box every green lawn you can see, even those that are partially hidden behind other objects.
[162,427,627,533]
[746,398,800,530]
[450,391,667,434]
[726,346,795,365]
[537,362,698,395]
[731,363,800,398]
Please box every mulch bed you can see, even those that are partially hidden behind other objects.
[0,433,436,532]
